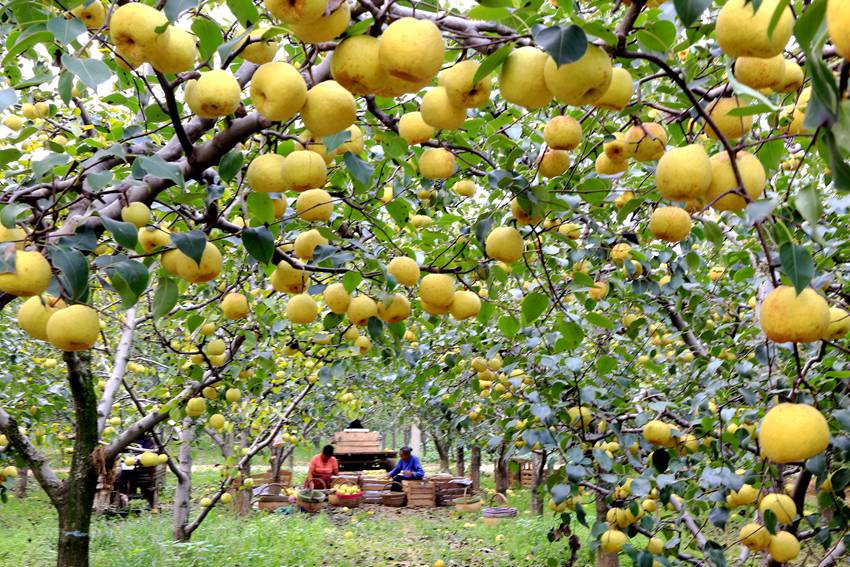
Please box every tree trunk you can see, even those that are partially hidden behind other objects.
[596,498,619,567]
[56,351,99,567]
[494,444,509,495]
[235,460,252,515]
[455,446,465,477]
[470,445,481,492]
[14,466,28,498]
[391,427,397,449]
[270,443,284,482]
[409,424,421,456]
[432,433,450,472]
[403,427,411,447]
[530,451,547,516]
[172,417,194,542]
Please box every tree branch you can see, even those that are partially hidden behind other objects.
[0,407,63,506]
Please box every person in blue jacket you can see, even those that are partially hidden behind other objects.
[388,446,424,491]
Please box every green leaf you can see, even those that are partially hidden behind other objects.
[324,130,352,154]
[367,316,384,340]
[218,148,243,183]
[498,315,519,337]
[586,312,614,329]
[0,149,22,168]
[557,321,584,351]
[153,277,178,318]
[521,291,549,325]
[726,104,775,117]
[192,17,223,60]
[172,230,207,265]
[32,153,70,180]
[246,192,275,225]
[99,216,139,250]
[58,71,73,105]
[49,245,88,302]
[47,16,85,44]
[343,152,374,188]
[794,185,823,230]
[793,0,826,52]
[1,204,29,230]
[343,271,362,293]
[767,0,790,38]
[823,130,850,192]
[779,243,814,294]
[137,155,184,186]
[107,260,150,308]
[61,54,111,90]
[673,0,711,26]
[724,61,780,112]
[532,24,587,66]
[242,226,274,265]
[472,43,513,85]
[226,0,259,28]
[702,219,724,246]
[165,0,198,22]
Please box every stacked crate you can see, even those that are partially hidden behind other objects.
[402,479,436,507]
[361,476,391,504]
[434,477,474,506]
[331,430,382,453]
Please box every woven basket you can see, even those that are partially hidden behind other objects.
[453,495,482,513]
[297,484,327,513]
[381,491,407,507]
[258,494,289,512]
[336,492,364,508]
[482,493,518,525]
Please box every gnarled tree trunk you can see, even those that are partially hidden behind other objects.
[14,466,28,498]
[172,417,194,542]
[596,497,619,567]
[470,445,481,491]
[455,446,465,477]
[530,450,547,516]
[57,351,99,567]
[494,443,509,495]
[431,433,450,472]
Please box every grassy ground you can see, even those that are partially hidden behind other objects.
[0,465,592,567]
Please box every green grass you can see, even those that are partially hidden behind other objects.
[0,472,592,567]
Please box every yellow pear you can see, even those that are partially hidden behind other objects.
[149,27,197,74]
[378,293,411,323]
[18,295,66,341]
[625,122,667,161]
[418,148,456,180]
[543,45,612,106]
[656,144,711,202]
[485,227,523,263]
[331,35,384,96]
[604,132,634,161]
[438,60,492,108]
[716,0,793,58]
[774,59,804,92]
[0,250,51,297]
[121,202,151,228]
[643,420,672,445]
[759,493,796,524]
[379,17,444,84]
[511,198,542,225]
[760,286,830,343]
[289,1,350,43]
[296,188,333,222]
[0,225,26,250]
[594,67,633,110]
[186,397,206,417]
[337,125,363,154]
[420,87,467,130]
[241,28,279,64]
[409,214,432,228]
[538,149,570,178]
[419,274,455,308]
[46,304,99,351]
[109,3,167,62]
[600,530,628,554]
[264,0,327,24]
[450,291,481,320]
[323,282,350,314]
[246,153,287,193]
[250,62,307,121]
[759,403,829,463]
[768,531,800,563]
[71,1,106,29]
[649,206,692,242]
[301,80,355,137]
[824,307,850,340]
[498,47,553,109]
[398,112,435,145]
[286,294,318,324]
[175,242,222,283]
[185,70,241,118]
[271,260,309,294]
[282,150,327,192]
[452,179,476,197]
[222,292,249,320]
[595,154,627,175]
[739,524,771,551]
[347,295,378,325]
[293,229,327,260]
[2,115,23,131]
[734,55,785,90]
[387,257,420,286]
[543,115,582,150]
[138,226,170,252]
[827,0,850,60]
[706,97,752,141]
[705,151,765,211]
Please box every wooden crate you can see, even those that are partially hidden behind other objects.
[332,430,382,453]
[402,480,435,507]
[434,477,474,506]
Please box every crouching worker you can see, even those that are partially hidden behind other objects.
[388,446,424,491]
[306,445,338,489]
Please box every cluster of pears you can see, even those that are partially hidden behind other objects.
[760,285,849,344]
[2,101,50,131]
[108,3,197,73]
[469,355,525,401]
